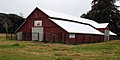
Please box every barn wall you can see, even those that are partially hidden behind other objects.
[65,34,104,44]
[67,38,76,44]
[75,34,104,44]
[17,8,69,43]
[97,28,107,32]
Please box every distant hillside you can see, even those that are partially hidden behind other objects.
[0,13,25,33]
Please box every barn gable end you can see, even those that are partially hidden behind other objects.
[16,7,70,43]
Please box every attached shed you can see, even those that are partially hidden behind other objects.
[51,19,104,44]
[15,7,105,44]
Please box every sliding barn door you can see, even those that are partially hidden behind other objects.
[32,27,44,41]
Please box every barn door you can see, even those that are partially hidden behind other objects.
[32,27,44,41]
[104,30,110,41]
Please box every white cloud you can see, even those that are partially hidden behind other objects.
[2,0,119,18]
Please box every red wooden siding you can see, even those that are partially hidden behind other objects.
[65,34,105,44]
[75,34,104,44]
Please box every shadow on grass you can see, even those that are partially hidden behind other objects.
[55,57,72,60]
[0,43,26,48]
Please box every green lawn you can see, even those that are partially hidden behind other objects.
[0,36,120,60]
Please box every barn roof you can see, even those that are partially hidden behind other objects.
[15,7,117,36]
[97,23,109,28]
[50,19,104,35]
[25,7,108,28]
[37,7,108,28]
[109,31,117,35]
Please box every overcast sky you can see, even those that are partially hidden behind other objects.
[0,0,119,18]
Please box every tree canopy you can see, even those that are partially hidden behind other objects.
[81,0,120,36]
[0,13,25,33]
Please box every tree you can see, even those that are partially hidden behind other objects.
[0,13,25,33]
[0,18,12,33]
[81,0,120,35]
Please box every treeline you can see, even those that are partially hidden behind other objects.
[81,0,120,36]
[0,13,25,33]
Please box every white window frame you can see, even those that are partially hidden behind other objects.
[69,34,75,38]
[34,20,42,27]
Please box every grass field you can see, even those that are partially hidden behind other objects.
[0,36,120,60]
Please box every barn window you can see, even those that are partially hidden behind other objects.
[69,34,75,38]
[34,20,42,27]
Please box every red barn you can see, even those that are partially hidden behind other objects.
[15,7,115,44]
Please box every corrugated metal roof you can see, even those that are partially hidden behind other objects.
[25,7,108,28]
[16,7,117,36]
[97,23,109,28]
[37,7,108,28]
[51,19,104,35]
[109,31,117,35]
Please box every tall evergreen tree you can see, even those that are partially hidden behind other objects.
[81,0,120,36]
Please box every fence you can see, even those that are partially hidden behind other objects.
[6,33,16,40]
[44,33,63,43]
[16,32,68,43]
